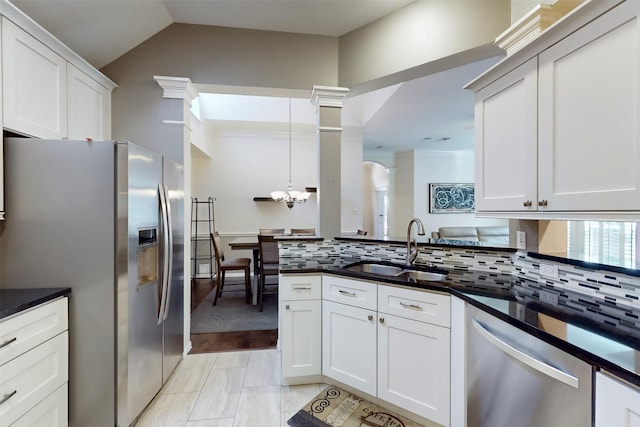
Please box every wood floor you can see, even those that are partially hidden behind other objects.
[190,278,277,354]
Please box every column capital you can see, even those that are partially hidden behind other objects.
[154,75,199,106]
[311,86,349,108]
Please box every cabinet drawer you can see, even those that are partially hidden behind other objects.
[10,382,67,427]
[0,298,68,366]
[280,275,321,301]
[0,331,69,426]
[322,275,377,310]
[378,285,450,327]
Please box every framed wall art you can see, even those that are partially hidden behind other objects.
[429,183,475,213]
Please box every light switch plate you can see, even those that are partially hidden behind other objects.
[516,231,526,250]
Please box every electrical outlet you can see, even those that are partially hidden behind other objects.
[516,231,526,250]
[198,264,210,275]
[540,263,559,278]
[539,289,559,306]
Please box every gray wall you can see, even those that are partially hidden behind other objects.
[339,0,510,89]
[101,23,339,161]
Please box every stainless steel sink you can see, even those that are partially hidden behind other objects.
[395,270,447,282]
[342,262,447,282]
[345,263,406,276]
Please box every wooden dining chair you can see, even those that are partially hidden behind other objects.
[259,228,285,235]
[210,232,252,305]
[290,228,316,235]
[257,234,279,312]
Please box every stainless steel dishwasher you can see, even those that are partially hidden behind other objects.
[466,303,593,427]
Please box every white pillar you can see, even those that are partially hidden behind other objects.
[154,75,198,356]
[311,86,349,238]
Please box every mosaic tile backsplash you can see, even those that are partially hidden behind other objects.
[280,240,640,337]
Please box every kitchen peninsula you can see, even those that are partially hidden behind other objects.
[278,235,640,427]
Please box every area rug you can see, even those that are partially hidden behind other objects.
[190,281,278,333]
[287,386,425,427]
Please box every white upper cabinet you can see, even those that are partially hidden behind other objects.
[469,0,640,216]
[2,17,67,139]
[68,64,111,140]
[538,1,640,211]
[474,58,538,212]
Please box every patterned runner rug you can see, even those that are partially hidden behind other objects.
[287,386,425,427]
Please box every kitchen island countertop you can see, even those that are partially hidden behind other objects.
[280,259,640,388]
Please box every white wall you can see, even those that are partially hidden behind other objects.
[413,150,507,236]
[191,121,364,239]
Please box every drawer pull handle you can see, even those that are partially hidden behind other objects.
[400,302,423,310]
[293,286,312,291]
[339,290,357,297]
[539,199,548,206]
[0,337,17,349]
[523,200,532,207]
[286,304,290,310]
[0,390,17,405]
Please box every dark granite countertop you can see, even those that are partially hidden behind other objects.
[281,259,640,387]
[0,288,71,320]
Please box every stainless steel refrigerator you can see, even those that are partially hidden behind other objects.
[0,138,184,427]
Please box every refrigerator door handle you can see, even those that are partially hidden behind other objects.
[162,183,174,321]
[158,184,170,325]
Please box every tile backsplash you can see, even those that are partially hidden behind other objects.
[281,239,640,309]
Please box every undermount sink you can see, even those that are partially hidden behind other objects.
[346,263,406,276]
[342,261,448,283]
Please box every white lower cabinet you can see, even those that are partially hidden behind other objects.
[378,285,451,427]
[321,275,452,426]
[0,297,69,427]
[378,312,450,426]
[11,383,68,427]
[280,274,322,382]
[322,300,377,396]
[596,371,640,427]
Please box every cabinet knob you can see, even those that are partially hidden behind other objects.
[539,199,549,206]
[379,317,385,324]
[523,200,532,207]
[368,315,373,321]
[285,304,290,310]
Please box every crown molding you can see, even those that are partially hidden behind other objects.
[311,86,349,108]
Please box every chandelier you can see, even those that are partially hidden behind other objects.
[270,98,311,209]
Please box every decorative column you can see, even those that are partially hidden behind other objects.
[154,75,198,356]
[311,86,349,238]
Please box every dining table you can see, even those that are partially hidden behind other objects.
[229,235,325,277]
[228,236,261,277]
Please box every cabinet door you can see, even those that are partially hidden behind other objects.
[68,64,110,141]
[10,383,67,427]
[538,1,640,211]
[0,332,68,426]
[596,372,640,427]
[474,57,538,212]
[322,300,377,396]
[2,18,67,139]
[378,314,450,427]
[280,299,321,379]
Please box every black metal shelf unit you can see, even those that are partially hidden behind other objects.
[190,196,216,282]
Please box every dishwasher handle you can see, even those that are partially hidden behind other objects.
[472,319,579,389]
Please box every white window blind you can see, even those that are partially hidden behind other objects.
[568,221,637,268]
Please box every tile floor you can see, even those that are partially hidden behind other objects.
[136,349,326,427]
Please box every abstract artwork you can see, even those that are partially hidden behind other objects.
[429,183,475,213]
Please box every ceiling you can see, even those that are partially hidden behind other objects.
[10,0,504,153]
[11,0,416,69]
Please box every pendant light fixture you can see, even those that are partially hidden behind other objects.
[270,98,311,209]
